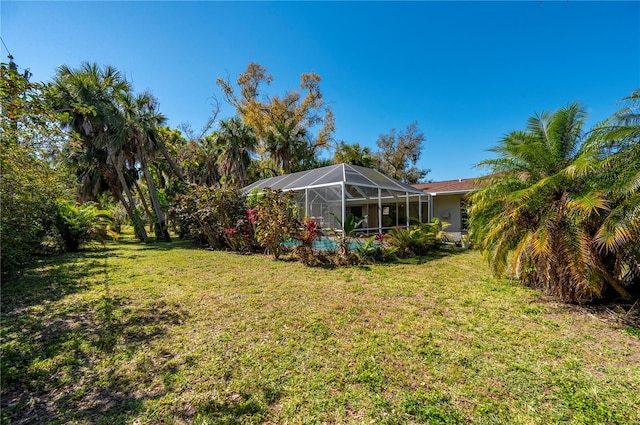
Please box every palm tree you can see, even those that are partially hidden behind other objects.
[51,63,149,241]
[265,121,309,174]
[333,141,375,167]
[121,91,171,241]
[469,103,632,302]
[216,117,257,187]
[589,90,640,291]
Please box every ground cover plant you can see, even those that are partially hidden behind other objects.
[2,229,639,424]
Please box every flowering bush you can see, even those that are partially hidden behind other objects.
[296,217,318,265]
[169,185,256,251]
[253,189,298,260]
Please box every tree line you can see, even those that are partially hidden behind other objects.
[1,59,637,303]
[1,61,426,277]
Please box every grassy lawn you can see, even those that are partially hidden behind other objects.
[2,231,639,424]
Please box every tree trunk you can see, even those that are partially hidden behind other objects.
[138,145,171,242]
[601,265,633,300]
[110,151,149,242]
[157,135,186,182]
[133,179,153,222]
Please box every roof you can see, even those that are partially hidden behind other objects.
[243,163,425,195]
[412,178,480,195]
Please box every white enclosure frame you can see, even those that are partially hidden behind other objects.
[243,164,427,234]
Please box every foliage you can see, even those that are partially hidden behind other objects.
[169,185,253,251]
[469,101,637,302]
[217,117,257,187]
[330,212,366,257]
[385,219,444,258]
[55,200,117,251]
[176,131,223,187]
[253,189,298,259]
[295,217,319,265]
[332,141,375,167]
[354,235,396,264]
[375,121,429,183]
[217,62,334,174]
[50,62,178,243]
[588,89,640,291]
[108,202,129,234]
[0,64,75,278]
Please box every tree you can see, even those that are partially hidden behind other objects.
[333,141,375,167]
[50,63,150,241]
[177,133,223,187]
[216,117,257,187]
[121,91,171,241]
[375,122,429,183]
[51,63,178,242]
[217,62,334,174]
[589,90,640,291]
[469,103,633,302]
[1,63,75,277]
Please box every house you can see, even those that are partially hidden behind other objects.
[243,164,481,240]
[243,163,428,234]
[411,178,480,241]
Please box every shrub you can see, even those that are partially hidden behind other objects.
[169,185,256,251]
[386,219,444,258]
[55,200,117,251]
[330,212,365,257]
[1,145,73,277]
[253,189,298,260]
[296,217,319,265]
[354,235,396,264]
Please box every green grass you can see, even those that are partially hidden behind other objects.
[2,230,639,424]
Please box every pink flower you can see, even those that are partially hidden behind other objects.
[247,209,256,225]
[226,228,235,235]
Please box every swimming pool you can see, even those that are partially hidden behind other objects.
[284,237,365,251]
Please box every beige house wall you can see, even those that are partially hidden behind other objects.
[432,194,466,240]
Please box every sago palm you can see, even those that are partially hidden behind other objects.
[469,103,631,302]
[589,90,640,290]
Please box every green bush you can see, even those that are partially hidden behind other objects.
[55,200,117,251]
[1,145,72,277]
[386,219,444,258]
[0,67,75,278]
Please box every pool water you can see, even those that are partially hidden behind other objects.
[284,237,365,251]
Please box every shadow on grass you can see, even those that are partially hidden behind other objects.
[0,243,194,423]
[391,246,471,266]
[189,385,282,424]
[1,246,118,309]
[117,236,203,252]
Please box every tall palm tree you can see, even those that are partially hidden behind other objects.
[216,117,257,187]
[469,103,632,302]
[51,63,149,241]
[121,91,171,241]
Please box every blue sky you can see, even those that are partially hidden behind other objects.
[2,1,639,181]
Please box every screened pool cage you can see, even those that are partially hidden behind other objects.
[243,164,428,234]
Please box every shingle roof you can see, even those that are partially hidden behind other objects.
[411,178,480,194]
